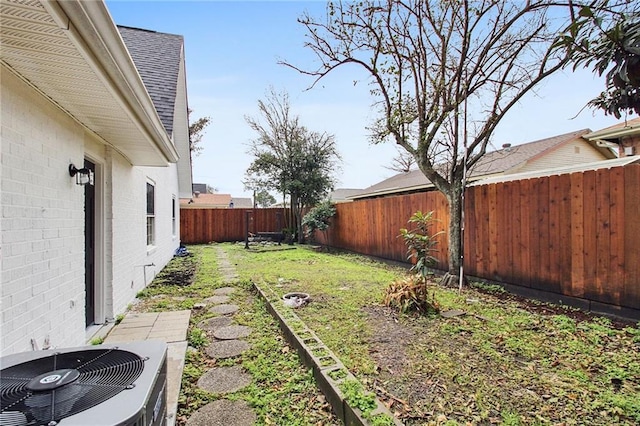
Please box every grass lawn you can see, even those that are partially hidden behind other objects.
[221,243,640,426]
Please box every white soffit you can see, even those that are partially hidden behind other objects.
[0,0,175,166]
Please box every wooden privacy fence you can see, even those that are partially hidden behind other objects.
[180,207,289,243]
[316,164,640,313]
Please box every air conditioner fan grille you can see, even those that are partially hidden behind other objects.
[0,348,144,426]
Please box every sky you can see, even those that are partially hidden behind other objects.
[106,1,624,199]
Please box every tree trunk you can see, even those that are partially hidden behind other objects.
[441,185,468,287]
[297,212,304,244]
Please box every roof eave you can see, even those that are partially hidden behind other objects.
[584,124,640,142]
[45,0,179,164]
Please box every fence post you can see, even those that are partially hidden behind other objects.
[244,210,252,249]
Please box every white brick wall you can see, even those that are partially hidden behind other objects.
[1,66,86,355]
[1,65,182,356]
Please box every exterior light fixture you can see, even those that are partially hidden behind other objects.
[69,164,94,186]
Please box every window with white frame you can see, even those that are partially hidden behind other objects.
[146,182,155,246]
[172,195,177,237]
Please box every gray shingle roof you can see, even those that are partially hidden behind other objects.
[327,188,363,201]
[470,128,592,175]
[117,25,183,135]
[351,129,598,199]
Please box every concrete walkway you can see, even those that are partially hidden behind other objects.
[104,310,191,426]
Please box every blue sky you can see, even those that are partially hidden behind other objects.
[106,1,623,198]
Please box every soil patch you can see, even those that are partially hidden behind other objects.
[153,254,197,287]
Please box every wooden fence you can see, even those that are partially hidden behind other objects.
[316,164,640,314]
[180,207,289,243]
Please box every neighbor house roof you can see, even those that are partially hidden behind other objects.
[584,117,640,141]
[117,26,183,135]
[180,193,232,207]
[230,198,254,208]
[471,156,640,186]
[192,183,208,195]
[470,129,602,175]
[327,188,363,202]
[351,128,615,199]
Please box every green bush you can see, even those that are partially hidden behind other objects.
[302,200,336,242]
[398,210,442,279]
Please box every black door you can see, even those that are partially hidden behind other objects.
[84,159,96,326]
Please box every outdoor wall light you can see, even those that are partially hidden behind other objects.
[69,164,94,186]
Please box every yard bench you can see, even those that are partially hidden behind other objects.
[251,231,285,244]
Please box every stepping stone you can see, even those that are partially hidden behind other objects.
[206,340,251,359]
[209,304,239,315]
[214,287,236,296]
[198,317,232,333]
[186,399,256,426]
[197,366,251,394]
[204,295,231,304]
[441,309,466,318]
[213,325,252,340]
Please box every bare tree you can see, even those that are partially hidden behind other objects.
[283,0,595,286]
[188,109,211,157]
[385,146,417,173]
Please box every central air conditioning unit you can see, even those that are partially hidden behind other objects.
[0,340,167,426]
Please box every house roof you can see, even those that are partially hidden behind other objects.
[0,0,178,166]
[230,197,254,208]
[351,128,613,199]
[327,188,363,202]
[181,193,232,207]
[471,156,640,186]
[584,116,640,141]
[192,183,208,194]
[117,26,183,135]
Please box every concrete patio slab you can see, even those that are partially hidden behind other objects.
[104,310,191,426]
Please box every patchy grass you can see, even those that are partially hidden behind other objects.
[225,243,398,375]
[223,243,640,425]
[133,244,338,425]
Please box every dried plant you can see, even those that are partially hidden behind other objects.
[383,275,439,314]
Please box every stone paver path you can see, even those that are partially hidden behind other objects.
[198,316,232,332]
[213,286,236,295]
[188,246,256,424]
[204,295,231,304]
[186,400,256,426]
[213,325,252,340]
[197,365,252,393]
[206,340,251,359]
[209,303,240,315]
